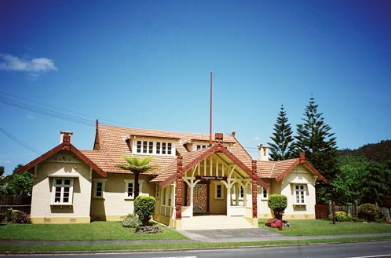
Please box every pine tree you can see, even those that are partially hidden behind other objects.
[295,97,338,203]
[267,104,295,161]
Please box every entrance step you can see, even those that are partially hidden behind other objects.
[181,215,254,230]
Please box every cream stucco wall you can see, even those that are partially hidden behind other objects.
[90,174,154,221]
[30,151,93,224]
[279,164,317,219]
[257,165,318,220]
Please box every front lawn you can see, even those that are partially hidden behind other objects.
[0,221,186,241]
[259,219,391,236]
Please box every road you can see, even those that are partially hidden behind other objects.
[1,240,391,258]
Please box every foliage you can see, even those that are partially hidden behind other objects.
[116,156,155,199]
[122,214,142,228]
[267,104,296,161]
[338,140,391,164]
[331,155,369,204]
[3,208,31,224]
[6,171,33,197]
[0,166,4,177]
[268,194,287,220]
[134,196,156,226]
[360,161,391,205]
[265,218,282,230]
[295,97,339,203]
[328,211,353,222]
[358,203,380,222]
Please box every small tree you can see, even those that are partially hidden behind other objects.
[268,194,287,220]
[116,156,155,199]
[134,196,156,226]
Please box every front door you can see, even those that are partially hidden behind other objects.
[188,184,208,214]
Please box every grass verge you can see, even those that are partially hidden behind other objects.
[259,219,391,236]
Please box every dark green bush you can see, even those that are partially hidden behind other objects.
[134,196,155,226]
[358,203,380,222]
[268,194,287,220]
[122,214,142,228]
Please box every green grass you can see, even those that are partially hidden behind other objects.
[0,221,186,241]
[1,220,391,253]
[259,219,391,236]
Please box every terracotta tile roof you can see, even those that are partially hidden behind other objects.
[85,123,254,176]
[257,158,298,179]
[257,153,327,183]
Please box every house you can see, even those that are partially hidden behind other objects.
[19,121,327,229]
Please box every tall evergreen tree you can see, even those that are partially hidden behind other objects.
[268,104,295,161]
[295,97,338,203]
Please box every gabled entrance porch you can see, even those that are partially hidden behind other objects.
[155,133,267,230]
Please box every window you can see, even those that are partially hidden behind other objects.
[215,184,223,199]
[155,184,160,199]
[294,184,306,204]
[196,144,207,150]
[52,178,74,204]
[93,179,107,198]
[258,186,268,199]
[135,140,174,156]
[124,180,143,199]
[239,186,244,199]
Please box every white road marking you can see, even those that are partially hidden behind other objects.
[346,255,391,258]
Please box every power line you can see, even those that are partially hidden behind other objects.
[0,126,41,154]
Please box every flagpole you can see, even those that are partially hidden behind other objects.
[209,71,213,146]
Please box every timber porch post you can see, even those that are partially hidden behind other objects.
[175,155,183,220]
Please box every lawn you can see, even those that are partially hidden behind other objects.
[0,221,186,241]
[259,219,391,236]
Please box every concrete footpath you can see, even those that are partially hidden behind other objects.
[1,228,391,247]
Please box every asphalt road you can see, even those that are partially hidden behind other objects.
[1,240,391,258]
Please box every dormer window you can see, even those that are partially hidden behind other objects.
[135,140,174,156]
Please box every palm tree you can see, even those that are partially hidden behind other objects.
[116,156,155,199]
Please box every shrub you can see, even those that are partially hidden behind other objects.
[329,211,352,222]
[122,214,142,228]
[268,194,287,220]
[3,208,30,224]
[134,196,155,226]
[358,203,380,222]
[265,218,282,230]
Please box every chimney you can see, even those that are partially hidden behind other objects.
[258,144,269,161]
[60,131,73,145]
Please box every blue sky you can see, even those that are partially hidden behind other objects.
[1,0,390,175]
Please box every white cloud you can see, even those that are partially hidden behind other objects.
[0,53,57,74]
[26,115,36,120]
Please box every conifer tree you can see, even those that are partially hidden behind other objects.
[268,104,295,161]
[295,97,338,203]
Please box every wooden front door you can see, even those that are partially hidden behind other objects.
[188,184,208,214]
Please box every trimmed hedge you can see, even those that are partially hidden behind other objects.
[134,196,155,226]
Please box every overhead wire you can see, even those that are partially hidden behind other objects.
[0,126,41,154]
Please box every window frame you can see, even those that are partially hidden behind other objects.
[93,179,107,199]
[215,183,224,199]
[258,186,268,200]
[124,179,144,199]
[51,178,74,205]
[293,184,307,204]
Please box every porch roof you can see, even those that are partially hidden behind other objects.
[152,143,269,189]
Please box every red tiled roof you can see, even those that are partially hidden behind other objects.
[87,123,253,175]
[257,153,327,183]
[19,142,106,178]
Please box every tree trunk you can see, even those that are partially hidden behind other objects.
[134,172,140,199]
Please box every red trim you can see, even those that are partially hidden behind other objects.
[19,142,106,178]
[159,145,269,189]
[275,154,327,183]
